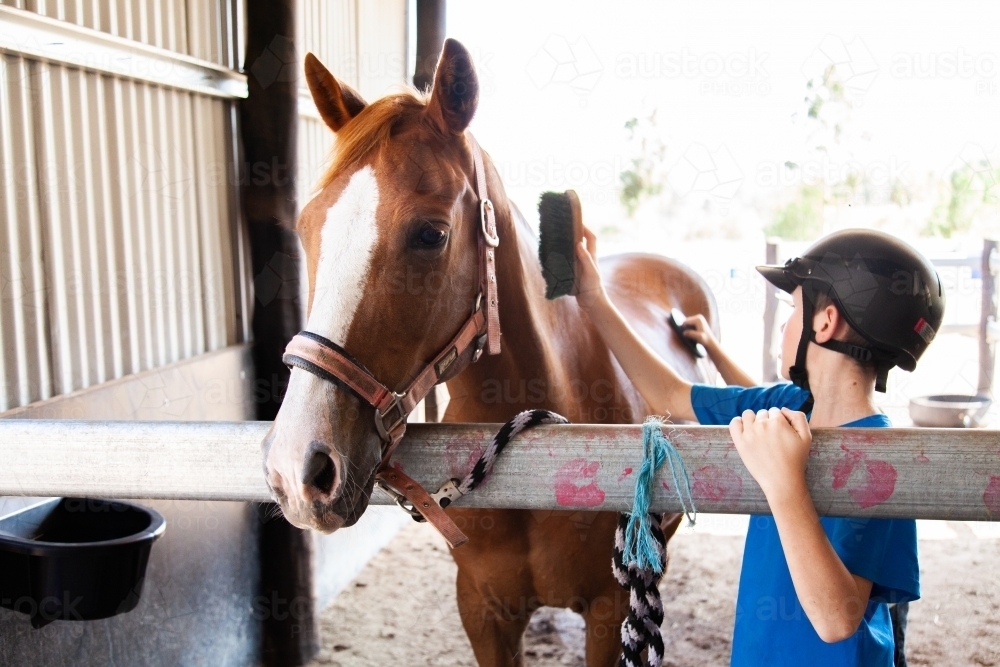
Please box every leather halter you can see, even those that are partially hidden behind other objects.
[281,133,500,548]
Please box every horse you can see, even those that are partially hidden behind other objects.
[261,38,718,666]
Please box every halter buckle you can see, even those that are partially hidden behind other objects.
[374,478,425,521]
[480,199,499,247]
[375,392,407,443]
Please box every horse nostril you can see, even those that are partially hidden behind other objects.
[304,449,337,496]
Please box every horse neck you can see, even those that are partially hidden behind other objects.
[445,168,585,418]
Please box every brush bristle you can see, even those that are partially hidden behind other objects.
[538,192,579,299]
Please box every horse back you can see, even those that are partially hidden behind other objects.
[600,252,719,389]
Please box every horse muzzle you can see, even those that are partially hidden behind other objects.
[261,419,381,533]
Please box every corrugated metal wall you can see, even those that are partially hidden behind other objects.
[0,0,237,67]
[0,1,250,412]
[298,0,358,91]
[296,0,408,203]
[355,0,408,101]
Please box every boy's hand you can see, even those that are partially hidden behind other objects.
[574,225,607,311]
[729,407,812,501]
[681,314,719,350]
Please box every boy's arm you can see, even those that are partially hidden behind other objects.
[731,408,874,643]
[575,231,696,422]
[682,314,756,387]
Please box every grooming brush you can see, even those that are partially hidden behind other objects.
[538,190,584,299]
[668,308,707,358]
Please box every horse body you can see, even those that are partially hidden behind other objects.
[262,39,717,666]
[443,200,715,664]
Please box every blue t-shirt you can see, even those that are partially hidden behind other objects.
[690,383,920,667]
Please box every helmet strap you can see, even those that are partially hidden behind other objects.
[788,290,815,391]
[874,367,889,393]
[789,285,889,394]
[813,338,873,364]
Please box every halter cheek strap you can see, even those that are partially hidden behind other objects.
[279,132,500,548]
[471,134,501,355]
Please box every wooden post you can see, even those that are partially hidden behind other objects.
[762,239,780,383]
[979,239,999,395]
[413,0,446,91]
[241,2,318,665]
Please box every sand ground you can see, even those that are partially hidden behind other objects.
[305,519,1000,666]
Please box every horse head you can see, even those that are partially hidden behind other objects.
[262,39,499,532]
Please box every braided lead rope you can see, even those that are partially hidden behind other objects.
[612,417,698,667]
[613,514,666,667]
[417,410,694,667]
[429,409,569,510]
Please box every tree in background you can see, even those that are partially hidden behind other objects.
[616,64,997,242]
[619,111,667,217]
[767,64,883,239]
[924,151,1000,238]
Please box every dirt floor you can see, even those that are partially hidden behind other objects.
[306,520,1000,667]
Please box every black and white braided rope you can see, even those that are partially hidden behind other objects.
[612,512,668,667]
[428,409,570,509]
[418,409,669,665]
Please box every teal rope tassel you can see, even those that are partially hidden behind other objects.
[622,417,697,573]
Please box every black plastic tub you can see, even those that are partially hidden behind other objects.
[0,498,165,628]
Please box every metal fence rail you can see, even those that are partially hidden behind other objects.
[1,420,998,521]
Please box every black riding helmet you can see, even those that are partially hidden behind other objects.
[757,229,946,393]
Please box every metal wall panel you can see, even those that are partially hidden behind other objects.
[0,57,248,412]
[0,55,52,410]
[356,0,407,101]
[0,0,232,66]
[295,0,408,209]
[298,0,358,90]
[297,116,332,209]
[0,2,255,665]
[296,0,407,100]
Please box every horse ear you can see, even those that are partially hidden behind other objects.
[304,52,367,132]
[425,39,479,135]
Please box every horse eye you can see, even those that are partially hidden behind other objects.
[416,226,448,247]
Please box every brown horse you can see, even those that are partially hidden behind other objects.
[262,39,718,666]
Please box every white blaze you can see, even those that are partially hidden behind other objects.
[267,166,380,506]
[307,165,380,343]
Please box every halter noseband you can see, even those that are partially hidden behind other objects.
[279,133,501,548]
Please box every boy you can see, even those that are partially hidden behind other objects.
[574,228,944,665]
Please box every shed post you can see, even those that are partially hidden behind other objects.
[762,238,780,382]
[979,239,999,395]
[241,2,319,665]
[413,0,447,421]
[413,0,447,92]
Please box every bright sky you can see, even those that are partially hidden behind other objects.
[448,0,1000,238]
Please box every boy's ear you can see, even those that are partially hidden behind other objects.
[812,303,842,343]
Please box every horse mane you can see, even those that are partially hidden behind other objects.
[319,91,428,189]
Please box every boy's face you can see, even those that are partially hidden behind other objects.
[778,287,804,381]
